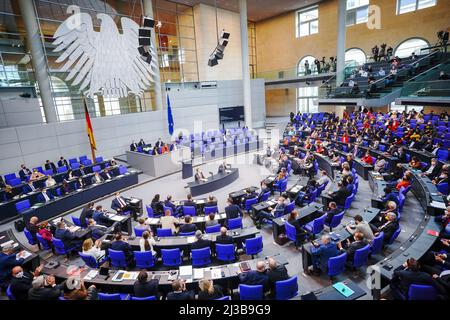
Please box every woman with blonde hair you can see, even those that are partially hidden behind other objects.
[197,279,224,300]
[82,238,105,261]
[140,231,157,257]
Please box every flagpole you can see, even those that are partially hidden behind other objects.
[83,97,97,164]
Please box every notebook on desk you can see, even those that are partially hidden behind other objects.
[332,282,354,298]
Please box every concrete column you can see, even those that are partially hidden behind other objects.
[239,0,252,128]
[143,0,164,111]
[336,0,347,85]
[18,0,58,123]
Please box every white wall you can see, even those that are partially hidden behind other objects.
[0,96,43,128]
[193,3,243,82]
[0,79,265,176]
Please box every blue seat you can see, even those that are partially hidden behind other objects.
[157,228,172,237]
[108,249,128,268]
[134,227,145,237]
[285,221,300,248]
[259,191,271,202]
[98,293,129,300]
[183,206,196,216]
[43,169,53,176]
[6,285,16,300]
[15,199,31,213]
[4,173,17,182]
[53,238,77,256]
[275,276,298,300]
[92,165,101,173]
[191,247,211,267]
[437,149,449,162]
[79,155,88,162]
[8,178,22,186]
[145,205,154,218]
[398,192,406,212]
[387,227,401,245]
[23,228,38,246]
[36,234,52,251]
[244,197,258,211]
[161,248,182,267]
[274,178,288,193]
[68,158,78,165]
[351,244,371,268]
[57,166,68,173]
[284,202,295,214]
[399,185,411,195]
[134,251,155,269]
[216,244,236,262]
[244,236,263,257]
[71,162,80,170]
[179,231,196,236]
[327,252,347,278]
[79,252,102,268]
[437,182,449,195]
[408,284,437,300]
[204,206,218,215]
[227,217,243,230]
[343,193,355,210]
[130,295,156,300]
[205,224,221,234]
[118,166,128,174]
[95,156,104,163]
[304,214,326,237]
[239,284,264,300]
[325,211,345,231]
[215,295,231,300]
[71,216,82,227]
[370,231,384,255]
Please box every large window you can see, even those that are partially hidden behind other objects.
[296,6,319,38]
[397,0,437,15]
[297,56,317,76]
[297,86,319,113]
[390,102,423,113]
[345,48,367,66]
[395,38,429,58]
[346,0,369,26]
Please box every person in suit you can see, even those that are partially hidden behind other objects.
[310,234,340,274]
[92,205,112,227]
[423,158,442,180]
[371,212,399,244]
[19,164,32,181]
[155,138,164,149]
[322,201,341,225]
[218,161,228,174]
[242,188,257,205]
[205,213,218,228]
[198,279,224,300]
[101,168,114,180]
[76,177,86,190]
[337,232,368,263]
[138,139,147,148]
[37,188,54,203]
[179,215,197,234]
[166,279,194,300]
[194,168,207,182]
[254,197,286,228]
[191,230,212,250]
[225,198,242,220]
[390,258,446,299]
[110,233,135,268]
[183,194,197,209]
[57,157,69,168]
[328,182,351,207]
[151,194,165,216]
[345,214,374,241]
[27,275,62,300]
[22,180,36,194]
[44,160,57,174]
[238,260,270,293]
[0,246,25,285]
[134,270,159,298]
[54,221,82,249]
[395,147,407,163]
[91,172,104,184]
[130,140,139,151]
[10,265,43,300]
[380,186,399,205]
[111,192,137,220]
[79,203,94,228]
[257,183,270,200]
[204,195,218,208]
[86,219,109,239]
[25,216,39,242]
[215,227,233,245]
[267,257,289,296]
[164,195,180,216]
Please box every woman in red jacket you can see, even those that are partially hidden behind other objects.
[362,151,374,165]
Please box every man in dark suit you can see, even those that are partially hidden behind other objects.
[165,195,181,216]
[194,168,206,182]
[225,198,242,220]
[111,192,137,220]
[79,202,94,228]
[101,168,114,180]
[44,160,57,174]
[179,215,197,234]
[133,270,159,298]
[25,216,39,242]
[337,232,368,263]
[267,257,289,296]
[130,140,139,151]
[238,261,270,293]
[37,188,54,203]
[395,147,407,163]
[242,188,257,205]
[310,234,340,274]
[215,227,234,245]
[54,221,82,249]
[183,194,197,209]
[166,279,194,300]
[57,157,69,168]
[92,205,113,227]
[10,265,43,300]
[155,138,164,149]
[328,182,351,207]
[19,164,32,181]
[110,233,135,268]
[191,230,212,250]
[323,201,341,225]
[27,275,62,300]
[257,183,270,199]
[423,158,442,180]
[22,181,36,194]
[370,212,399,244]
[0,246,25,285]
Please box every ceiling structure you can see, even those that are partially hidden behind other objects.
[168,0,324,22]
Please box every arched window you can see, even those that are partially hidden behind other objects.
[345,48,366,66]
[50,76,74,122]
[297,55,317,76]
[395,38,429,58]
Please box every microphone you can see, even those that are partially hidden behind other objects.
[209,171,214,177]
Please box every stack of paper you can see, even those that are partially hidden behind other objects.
[84,270,99,280]
[179,266,193,277]
[187,237,196,243]
[193,268,204,279]
[211,269,222,279]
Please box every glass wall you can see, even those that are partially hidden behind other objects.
[297,86,319,113]
[0,0,199,122]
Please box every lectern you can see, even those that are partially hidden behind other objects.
[182,160,193,179]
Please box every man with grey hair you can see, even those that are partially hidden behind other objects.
[310,234,340,274]
[238,260,270,293]
[370,212,400,245]
[191,229,212,251]
[267,257,289,295]
[27,274,62,300]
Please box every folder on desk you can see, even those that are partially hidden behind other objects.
[427,229,440,237]
[332,282,354,298]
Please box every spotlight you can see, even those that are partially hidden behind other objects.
[142,17,155,28]
[139,37,151,46]
[221,30,230,39]
[139,29,151,37]
[208,55,218,67]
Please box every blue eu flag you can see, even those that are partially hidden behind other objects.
[167,94,174,135]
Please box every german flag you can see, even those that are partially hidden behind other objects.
[83,98,96,150]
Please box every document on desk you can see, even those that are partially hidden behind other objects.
[109,215,125,222]
[430,201,446,209]
[69,226,81,232]
[333,282,354,298]
[193,268,204,280]
[0,240,14,248]
[196,216,205,222]
[17,250,32,260]
[187,236,196,243]
[211,269,222,279]
[146,218,160,224]
[179,266,193,277]
[84,270,99,280]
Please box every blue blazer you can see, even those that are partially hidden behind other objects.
[22,184,35,194]
[238,270,269,292]
[311,242,340,271]
[111,197,128,211]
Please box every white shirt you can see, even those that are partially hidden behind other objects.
[160,215,179,233]
[83,247,105,261]
[45,179,56,187]
[139,238,156,254]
